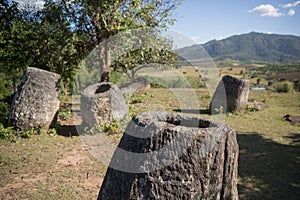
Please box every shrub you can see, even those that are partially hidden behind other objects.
[0,124,42,141]
[130,94,146,104]
[48,128,57,136]
[20,128,39,138]
[246,104,258,112]
[294,80,300,92]
[0,101,10,126]
[274,81,295,93]
[100,120,122,135]
[58,109,71,121]
[110,71,123,84]
[0,124,15,140]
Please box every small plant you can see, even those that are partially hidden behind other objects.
[248,98,256,102]
[48,128,57,136]
[246,104,258,112]
[203,94,211,99]
[214,106,224,115]
[0,124,15,140]
[0,101,10,126]
[100,120,121,135]
[58,110,71,121]
[262,95,269,103]
[130,94,146,104]
[84,126,101,135]
[0,124,43,141]
[20,128,39,138]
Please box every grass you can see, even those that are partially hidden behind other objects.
[225,91,300,199]
[127,89,300,200]
[0,130,107,199]
[1,86,300,199]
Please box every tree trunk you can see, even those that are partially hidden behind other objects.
[131,69,136,80]
[99,41,111,82]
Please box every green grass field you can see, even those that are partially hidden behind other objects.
[1,64,300,199]
[1,88,299,199]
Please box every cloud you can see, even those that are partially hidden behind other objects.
[248,4,284,17]
[282,1,300,8]
[288,9,296,15]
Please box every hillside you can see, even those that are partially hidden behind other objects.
[177,32,300,63]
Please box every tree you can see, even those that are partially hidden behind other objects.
[0,0,182,97]
[111,47,177,80]
[0,0,91,95]
[0,0,24,92]
[65,0,182,82]
[256,78,261,85]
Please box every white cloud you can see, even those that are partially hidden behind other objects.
[288,9,296,15]
[248,4,284,17]
[282,1,300,8]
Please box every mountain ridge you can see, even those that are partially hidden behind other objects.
[177,32,300,63]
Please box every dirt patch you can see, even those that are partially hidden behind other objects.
[0,173,45,196]
[0,113,107,199]
[56,147,91,166]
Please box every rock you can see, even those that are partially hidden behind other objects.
[247,101,268,111]
[98,112,239,200]
[210,75,250,114]
[283,114,300,123]
[80,82,128,127]
[120,77,151,95]
[9,67,60,131]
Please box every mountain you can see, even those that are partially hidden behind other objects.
[177,32,300,63]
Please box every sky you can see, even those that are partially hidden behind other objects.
[14,0,300,45]
[171,0,300,44]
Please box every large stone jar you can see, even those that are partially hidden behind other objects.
[98,111,239,200]
[80,82,128,127]
[9,67,60,131]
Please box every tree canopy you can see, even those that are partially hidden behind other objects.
[0,0,182,97]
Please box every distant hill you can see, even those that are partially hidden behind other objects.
[177,32,300,63]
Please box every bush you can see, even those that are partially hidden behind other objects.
[186,77,207,88]
[0,124,15,140]
[294,80,300,92]
[274,81,295,93]
[58,109,71,121]
[110,71,123,84]
[130,94,146,104]
[19,128,39,138]
[0,101,10,126]
[0,124,42,142]
[100,120,122,135]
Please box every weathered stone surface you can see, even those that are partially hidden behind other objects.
[9,67,60,131]
[247,101,268,111]
[283,114,300,124]
[98,112,239,200]
[210,75,250,114]
[120,77,151,95]
[80,82,128,127]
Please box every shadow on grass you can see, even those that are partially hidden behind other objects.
[56,125,79,137]
[173,109,211,115]
[237,132,300,200]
